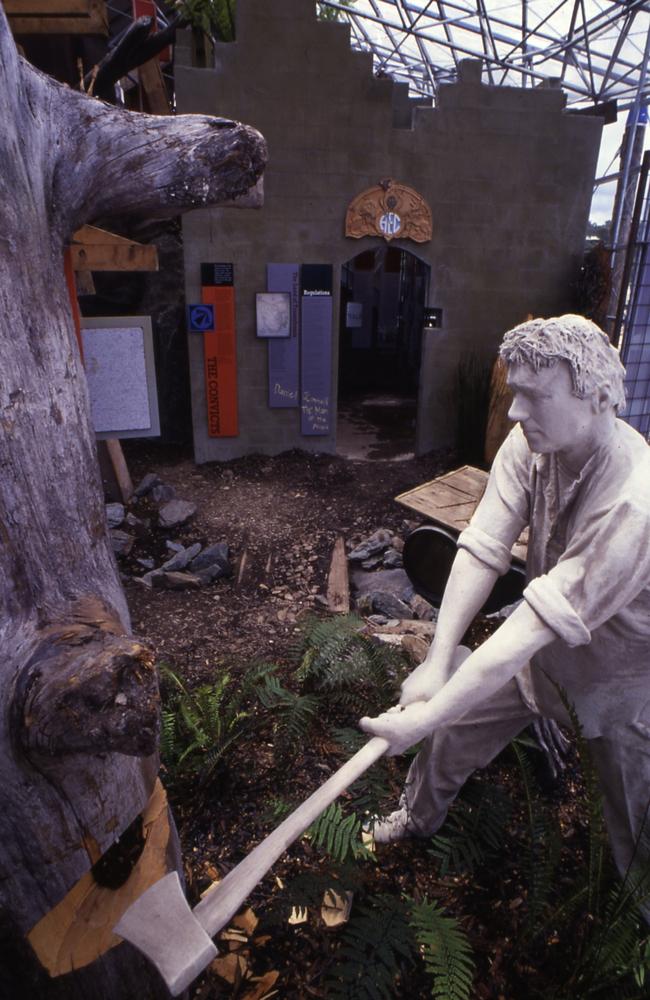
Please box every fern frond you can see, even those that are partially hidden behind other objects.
[326,894,416,1000]
[307,803,375,863]
[409,898,475,1000]
[427,782,512,876]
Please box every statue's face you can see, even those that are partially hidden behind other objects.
[506,360,597,456]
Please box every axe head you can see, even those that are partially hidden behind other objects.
[114,871,218,996]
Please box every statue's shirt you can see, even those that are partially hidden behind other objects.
[458,421,650,737]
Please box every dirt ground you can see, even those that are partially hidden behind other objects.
[122,443,452,677]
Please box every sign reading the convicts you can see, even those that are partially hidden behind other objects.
[267,263,300,408]
[300,265,333,436]
[200,271,238,437]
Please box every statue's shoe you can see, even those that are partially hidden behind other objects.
[368,807,416,844]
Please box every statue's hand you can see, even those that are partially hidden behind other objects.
[399,666,442,706]
[359,702,432,756]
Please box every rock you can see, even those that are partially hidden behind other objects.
[367,614,389,626]
[134,472,161,497]
[361,555,384,571]
[392,536,405,553]
[402,634,430,665]
[105,502,125,528]
[348,528,394,562]
[152,571,202,591]
[166,540,185,553]
[136,557,155,571]
[383,548,403,569]
[151,483,176,503]
[367,590,413,620]
[158,500,197,529]
[162,542,202,572]
[409,593,437,621]
[136,568,164,589]
[189,542,231,575]
[110,529,135,556]
[195,562,230,585]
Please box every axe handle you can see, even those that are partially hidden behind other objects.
[193,735,389,937]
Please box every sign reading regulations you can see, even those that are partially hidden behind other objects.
[300,264,333,436]
[200,263,238,438]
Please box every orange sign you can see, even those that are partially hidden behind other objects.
[201,286,238,437]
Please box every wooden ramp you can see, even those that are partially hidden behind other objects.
[395,464,528,566]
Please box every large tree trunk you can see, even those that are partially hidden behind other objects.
[0,6,266,996]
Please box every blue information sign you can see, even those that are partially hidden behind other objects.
[188,304,215,332]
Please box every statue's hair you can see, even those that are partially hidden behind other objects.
[499,314,626,412]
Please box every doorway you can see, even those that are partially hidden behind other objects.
[337,246,429,460]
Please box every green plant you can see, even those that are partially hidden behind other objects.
[409,898,475,1000]
[427,781,513,876]
[330,726,396,817]
[257,673,322,761]
[307,803,375,863]
[295,614,405,720]
[159,660,273,785]
[173,0,235,39]
[325,894,416,999]
[317,0,357,21]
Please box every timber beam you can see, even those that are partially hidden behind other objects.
[69,224,159,272]
[7,0,107,35]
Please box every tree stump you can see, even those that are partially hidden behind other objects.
[0,6,266,996]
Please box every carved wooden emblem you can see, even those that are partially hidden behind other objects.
[345,178,432,243]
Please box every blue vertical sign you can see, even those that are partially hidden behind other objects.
[300,265,333,436]
[267,264,300,408]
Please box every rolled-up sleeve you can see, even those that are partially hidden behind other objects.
[524,496,650,642]
[457,426,531,575]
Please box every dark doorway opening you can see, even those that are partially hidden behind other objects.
[338,246,429,460]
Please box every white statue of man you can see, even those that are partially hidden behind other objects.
[361,314,650,890]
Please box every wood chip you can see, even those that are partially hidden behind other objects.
[321,889,353,928]
[241,970,280,1000]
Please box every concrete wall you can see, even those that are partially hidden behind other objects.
[176,0,603,462]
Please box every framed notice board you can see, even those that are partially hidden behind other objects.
[80,316,160,439]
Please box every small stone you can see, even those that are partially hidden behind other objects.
[138,569,164,588]
[154,571,202,591]
[189,542,231,575]
[348,528,394,562]
[383,549,403,569]
[368,590,413,620]
[195,562,230,585]
[158,500,197,529]
[111,529,135,556]
[114,692,127,706]
[410,593,437,621]
[361,555,384,570]
[137,557,155,571]
[134,472,161,497]
[367,614,389,626]
[151,483,176,503]
[402,634,430,665]
[166,540,185,553]
[106,503,125,528]
[162,542,202,572]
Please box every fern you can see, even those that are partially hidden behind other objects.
[326,894,416,1000]
[307,803,375,863]
[330,727,395,817]
[258,674,321,759]
[510,739,561,936]
[293,614,404,720]
[428,782,512,876]
[409,898,475,1000]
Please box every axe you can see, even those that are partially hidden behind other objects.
[114,735,389,995]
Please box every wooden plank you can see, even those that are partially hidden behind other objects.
[326,536,350,613]
[105,439,133,503]
[5,0,89,14]
[395,464,528,566]
[138,57,170,115]
[69,225,158,272]
[9,0,107,33]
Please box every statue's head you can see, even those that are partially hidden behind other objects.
[499,315,626,461]
[499,313,626,413]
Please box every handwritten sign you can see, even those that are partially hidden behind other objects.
[300,267,333,436]
[267,264,300,408]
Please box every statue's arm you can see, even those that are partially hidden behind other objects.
[361,599,555,755]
